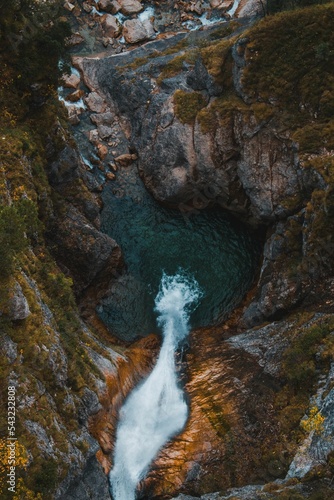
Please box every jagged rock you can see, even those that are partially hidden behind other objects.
[82,1,93,13]
[287,361,334,479]
[67,32,85,46]
[97,124,113,139]
[123,19,155,44]
[118,0,143,15]
[79,388,103,425]
[48,205,122,294]
[64,1,75,12]
[89,129,99,144]
[98,0,120,13]
[101,14,122,38]
[60,456,110,499]
[90,111,113,126]
[9,282,30,321]
[49,145,80,186]
[62,73,81,89]
[84,92,107,113]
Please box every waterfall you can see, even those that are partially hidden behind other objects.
[109,272,202,500]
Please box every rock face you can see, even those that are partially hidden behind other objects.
[68,17,334,499]
[9,281,30,320]
[77,36,302,227]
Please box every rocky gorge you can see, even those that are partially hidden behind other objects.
[1,0,334,499]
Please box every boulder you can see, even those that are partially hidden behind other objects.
[118,0,143,15]
[66,32,85,46]
[62,73,81,89]
[97,124,113,139]
[123,19,155,44]
[64,1,75,12]
[82,1,93,13]
[85,92,107,113]
[66,89,85,102]
[101,14,122,38]
[98,0,121,13]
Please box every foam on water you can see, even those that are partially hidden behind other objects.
[109,273,201,500]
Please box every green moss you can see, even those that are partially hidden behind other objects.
[173,90,207,124]
[282,319,333,386]
[198,94,247,134]
[157,50,198,84]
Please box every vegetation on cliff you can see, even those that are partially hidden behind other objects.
[0,3,112,498]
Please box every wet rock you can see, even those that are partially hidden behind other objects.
[62,73,81,89]
[9,282,30,321]
[85,92,107,113]
[101,14,122,38]
[123,19,155,44]
[118,0,143,15]
[66,89,85,102]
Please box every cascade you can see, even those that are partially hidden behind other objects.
[109,273,202,500]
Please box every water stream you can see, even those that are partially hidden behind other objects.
[109,273,202,500]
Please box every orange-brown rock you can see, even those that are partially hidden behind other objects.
[139,325,283,498]
[89,334,161,472]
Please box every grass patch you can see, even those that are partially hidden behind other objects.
[173,90,207,124]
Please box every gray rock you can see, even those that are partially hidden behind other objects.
[1,335,18,363]
[78,388,103,425]
[84,92,107,113]
[287,360,334,478]
[101,13,122,38]
[97,124,113,139]
[123,19,155,44]
[90,111,113,126]
[62,73,81,89]
[227,321,290,377]
[119,0,143,15]
[9,282,30,321]
[60,456,110,499]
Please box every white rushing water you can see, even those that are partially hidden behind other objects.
[109,273,202,500]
